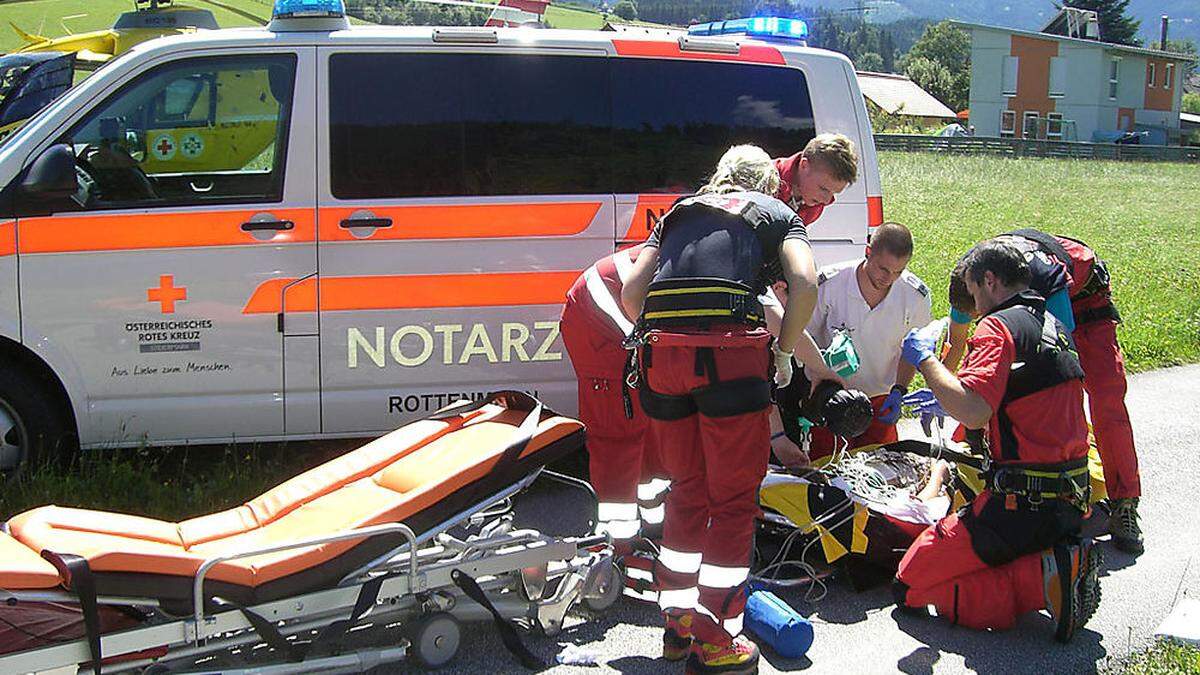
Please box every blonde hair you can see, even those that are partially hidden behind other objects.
[802,133,858,184]
[699,144,781,196]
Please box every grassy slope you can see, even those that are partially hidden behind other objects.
[0,0,273,54]
[881,152,1200,373]
[544,3,606,29]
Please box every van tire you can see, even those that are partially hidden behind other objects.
[0,365,76,480]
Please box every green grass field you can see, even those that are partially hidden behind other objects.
[1110,639,1200,674]
[0,0,274,54]
[882,151,1200,374]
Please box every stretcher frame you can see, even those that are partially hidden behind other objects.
[0,468,615,674]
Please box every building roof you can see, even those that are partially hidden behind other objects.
[1182,111,1200,128]
[855,71,957,119]
[951,20,1197,63]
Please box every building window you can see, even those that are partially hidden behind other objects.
[1023,111,1040,139]
[1000,110,1016,137]
[1109,58,1119,100]
[1165,63,1175,89]
[1147,62,1156,87]
[1002,56,1018,97]
[1047,112,1064,139]
[1049,56,1066,98]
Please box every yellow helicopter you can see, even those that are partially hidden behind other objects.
[2,0,277,176]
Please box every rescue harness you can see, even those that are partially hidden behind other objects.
[983,457,1090,509]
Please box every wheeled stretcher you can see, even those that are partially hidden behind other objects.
[0,391,618,674]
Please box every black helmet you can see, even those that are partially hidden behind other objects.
[800,380,873,439]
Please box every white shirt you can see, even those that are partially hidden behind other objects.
[806,259,933,398]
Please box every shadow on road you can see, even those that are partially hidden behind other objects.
[892,607,1107,674]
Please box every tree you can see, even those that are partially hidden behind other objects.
[1060,0,1141,46]
[903,56,958,110]
[856,52,884,73]
[1184,92,1200,115]
[900,21,970,110]
[612,0,637,21]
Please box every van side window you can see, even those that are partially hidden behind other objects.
[329,53,610,199]
[57,54,296,210]
[611,59,815,194]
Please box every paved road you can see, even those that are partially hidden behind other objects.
[389,365,1200,674]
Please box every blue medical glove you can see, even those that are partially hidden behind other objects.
[903,388,946,436]
[901,320,944,368]
[877,384,906,424]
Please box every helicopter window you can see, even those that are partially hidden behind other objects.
[55,53,296,211]
[151,74,214,127]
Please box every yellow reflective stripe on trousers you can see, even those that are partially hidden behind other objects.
[598,502,639,521]
[659,546,703,574]
[597,519,640,539]
[637,478,671,501]
[640,503,665,525]
[698,564,749,589]
[625,566,654,582]
[659,586,700,611]
[624,587,659,602]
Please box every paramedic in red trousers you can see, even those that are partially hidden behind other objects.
[944,230,1143,553]
[621,145,826,674]
[893,240,1102,642]
[776,222,932,465]
[560,244,668,576]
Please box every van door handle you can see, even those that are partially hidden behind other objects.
[241,219,294,232]
[339,217,393,229]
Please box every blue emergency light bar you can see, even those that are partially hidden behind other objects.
[688,16,809,42]
[272,0,345,19]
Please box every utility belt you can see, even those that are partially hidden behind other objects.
[640,277,765,331]
[983,456,1090,510]
[622,328,771,422]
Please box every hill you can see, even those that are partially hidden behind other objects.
[573,0,1199,45]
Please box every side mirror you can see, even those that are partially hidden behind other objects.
[20,144,77,199]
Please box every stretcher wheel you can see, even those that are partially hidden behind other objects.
[407,612,461,669]
[583,560,623,613]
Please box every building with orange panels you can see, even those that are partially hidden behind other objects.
[956,14,1195,145]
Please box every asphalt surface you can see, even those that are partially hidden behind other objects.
[384,364,1200,675]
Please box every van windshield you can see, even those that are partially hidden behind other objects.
[0,52,77,148]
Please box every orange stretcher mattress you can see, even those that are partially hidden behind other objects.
[0,393,583,609]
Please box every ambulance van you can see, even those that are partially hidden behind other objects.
[0,4,883,474]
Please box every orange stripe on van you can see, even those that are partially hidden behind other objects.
[243,271,580,314]
[318,202,602,242]
[0,220,15,257]
[620,193,684,243]
[18,209,316,254]
[612,40,785,65]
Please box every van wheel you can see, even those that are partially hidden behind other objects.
[0,366,74,481]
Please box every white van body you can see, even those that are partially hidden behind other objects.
[0,22,882,467]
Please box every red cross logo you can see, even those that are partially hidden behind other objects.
[147,275,187,314]
[156,138,174,156]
